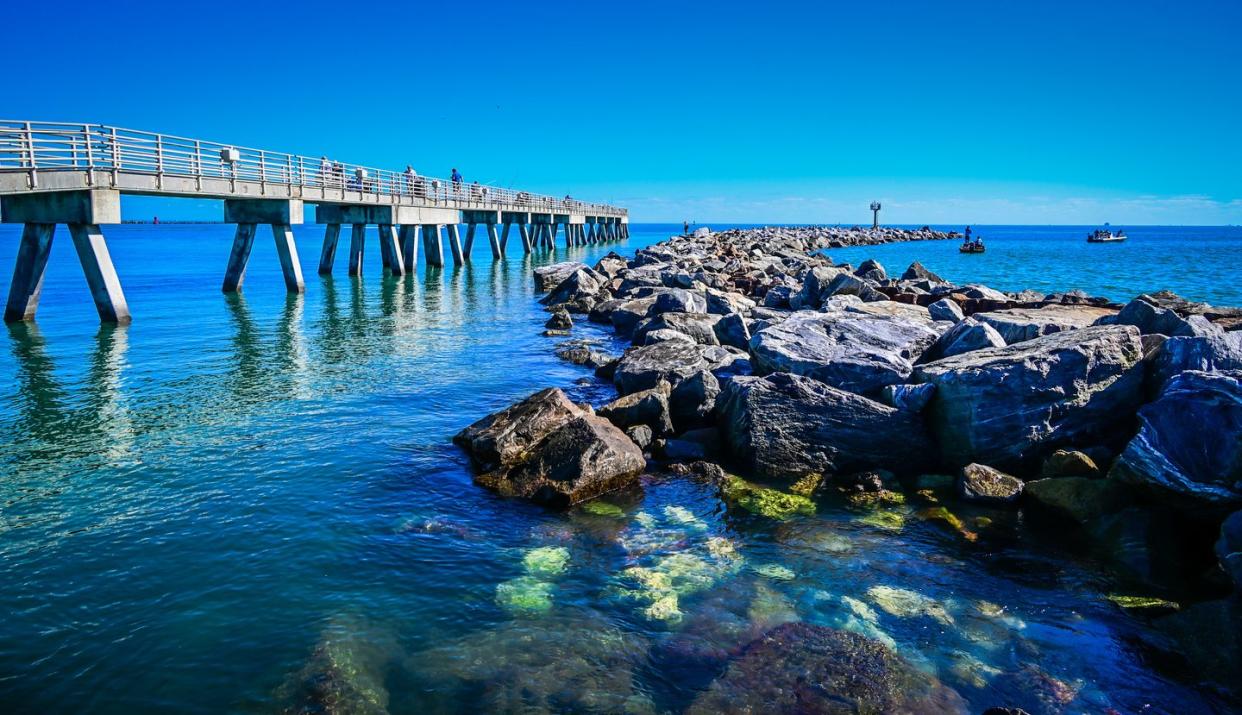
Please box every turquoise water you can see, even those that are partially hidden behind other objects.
[0,223,1237,713]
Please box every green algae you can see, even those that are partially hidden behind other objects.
[845,489,907,508]
[917,506,978,542]
[856,509,906,531]
[496,576,555,615]
[522,546,570,576]
[581,500,626,518]
[1106,594,1180,612]
[753,563,796,581]
[789,473,824,497]
[721,475,816,520]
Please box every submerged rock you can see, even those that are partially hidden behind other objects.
[719,474,816,520]
[914,325,1144,470]
[867,584,955,625]
[958,463,1024,505]
[277,616,394,715]
[687,622,966,714]
[718,372,933,480]
[1110,370,1242,513]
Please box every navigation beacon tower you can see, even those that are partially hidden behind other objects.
[870,201,881,229]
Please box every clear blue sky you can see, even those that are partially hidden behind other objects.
[4,0,1239,224]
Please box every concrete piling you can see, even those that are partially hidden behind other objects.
[271,223,305,292]
[319,224,341,275]
[69,223,131,324]
[446,224,465,265]
[378,224,404,276]
[222,223,258,292]
[4,223,55,322]
[348,223,366,277]
[399,225,420,270]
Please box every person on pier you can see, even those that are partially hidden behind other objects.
[404,165,418,195]
[451,168,463,197]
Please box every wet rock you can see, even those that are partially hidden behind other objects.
[1024,477,1131,523]
[974,304,1117,344]
[1217,510,1242,591]
[1155,598,1242,695]
[920,317,1006,362]
[533,261,588,291]
[598,384,674,436]
[1110,370,1242,514]
[686,622,966,715]
[479,414,646,507]
[750,311,940,395]
[1040,449,1100,478]
[718,372,933,480]
[545,309,573,330]
[929,297,965,322]
[914,325,1144,470]
[454,387,583,472]
[880,382,936,412]
[554,343,613,369]
[958,463,1024,505]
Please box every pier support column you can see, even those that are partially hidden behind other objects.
[519,224,532,253]
[463,224,477,257]
[399,225,420,270]
[4,223,55,323]
[69,224,131,324]
[422,224,445,267]
[550,223,560,249]
[271,223,305,293]
[223,223,258,292]
[319,224,341,275]
[379,224,404,275]
[587,223,597,243]
[446,224,465,264]
[487,224,502,258]
[348,223,366,277]
[500,223,512,254]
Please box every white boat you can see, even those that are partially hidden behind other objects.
[1087,227,1127,243]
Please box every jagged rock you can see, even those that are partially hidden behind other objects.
[790,266,846,310]
[625,424,653,450]
[593,253,629,279]
[713,313,751,350]
[880,383,936,412]
[718,372,933,480]
[1024,477,1130,523]
[958,463,1024,505]
[902,261,945,282]
[533,261,588,291]
[610,296,659,337]
[705,289,756,317]
[480,414,646,507]
[928,297,965,323]
[1109,296,1222,337]
[824,272,884,301]
[1110,370,1242,514]
[545,310,573,330]
[914,325,1144,470]
[613,340,740,396]
[761,285,795,308]
[921,317,1006,361]
[634,312,722,346]
[454,388,583,472]
[1148,332,1242,392]
[686,623,966,715]
[855,258,887,281]
[542,267,606,307]
[1218,511,1242,592]
[653,288,709,315]
[1041,449,1100,478]
[974,304,1118,344]
[597,384,674,436]
[750,311,940,395]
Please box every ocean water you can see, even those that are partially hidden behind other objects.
[0,222,1237,714]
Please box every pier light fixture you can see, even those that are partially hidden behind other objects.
[870,201,881,229]
[220,147,239,163]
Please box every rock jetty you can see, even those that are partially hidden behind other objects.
[452,224,1242,694]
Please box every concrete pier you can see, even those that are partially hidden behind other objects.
[0,121,628,322]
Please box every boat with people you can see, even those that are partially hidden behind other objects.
[1087,225,1127,243]
[959,240,986,253]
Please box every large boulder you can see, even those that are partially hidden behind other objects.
[653,288,709,315]
[790,266,846,310]
[823,272,884,301]
[957,463,1024,505]
[902,261,945,282]
[533,261,587,291]
[541,267,606,307]
[1110,296,1221,337]
[634,312,722,346]
[1148,332,1242,392]
[614,340,744,396]
[920,317,1005,362]
[453,388,582,472]
[913,325,1144,470]
[610,296,659,337]
[750,311,941,396]
[928,297,965,323]
[687,623,966,715]
[479,414,646,507]
[974,305,1118,344]
[597,384,674,436]
[1110,370,1242,514]
[718,372,933,480]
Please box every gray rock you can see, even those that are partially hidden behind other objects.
[928,298,965,323]
[855,258,886,282]
[957,463,1024,505]
[609,296,658,337]
[960,284,1010,302]
[790,266,846,310]
[634,312,722,346]
[901,261,945,282]
[974,305,1118,344]
[483,414,646,507]
[453,388,583,472]
[625,424,653,450]
[593,253,628,279]
[1110,296,1221,337]
[750,311,941,396]
[669,369,720,430]
[713,312,752,350]
[545,310,573,330]
[920,317,1006,362]
[533,262,588,291]
[542,267,606,307]
[614,340,726,396]
[653,288,709,315]
[717,372,933,480]
[1110,370,1242,513]
[762,285,795,308]
[597,384,675,436]
[642,328,696,345]
[914,325,1144,470]
[824,272,883,301]
[880,383,936,412]
[838,300,934,323]
[1148,332,1242,392]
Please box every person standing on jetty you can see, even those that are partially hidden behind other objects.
[684,220,690,235]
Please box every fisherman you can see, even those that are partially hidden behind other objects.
[684,220,690,235]
[404,165,417,195]
[965,225,973,242]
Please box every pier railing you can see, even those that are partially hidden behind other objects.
[0,120,624,216]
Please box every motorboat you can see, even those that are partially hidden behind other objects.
[959,240,986,253]
[1087,227,1127,243]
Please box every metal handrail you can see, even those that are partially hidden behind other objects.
[0,120,626,216]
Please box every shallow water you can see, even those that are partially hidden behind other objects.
[0,222,1235,713]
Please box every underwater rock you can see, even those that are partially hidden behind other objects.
[984,664,1082,715]
[752,563,796,581]
[580,500,627,518]
[522,546,570,576]
[719,474,816,520]
[958,463,1024,505]
[856,509,906,531]
[277,615,394,715]
[686,622,967,714]
[915,325,1144,471]
[867,584,955,626]
[495,576,555,615]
